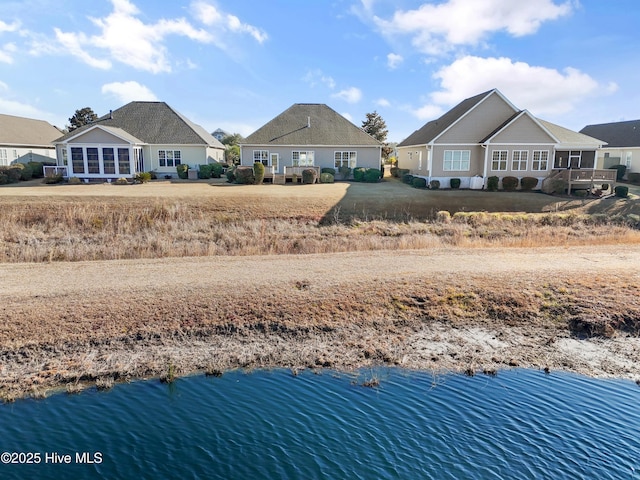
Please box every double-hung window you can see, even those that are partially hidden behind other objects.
[253,150,269,166]
[158,150,181,167]
[492,150,508,171]
[292,151,314,166]
[443,150,470,171]
[532,151,549,171]
[512,151,528,171]
[334,151,356,169]
[71,147,85,174]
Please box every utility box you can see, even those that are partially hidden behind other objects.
[188,169,198,180]
[469,175,484,190]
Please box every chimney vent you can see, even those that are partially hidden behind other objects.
[307,116,311,128]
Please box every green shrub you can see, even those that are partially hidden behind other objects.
[450,178,461,189]
[412,177,427,188]
[628,172,640,184]
[339,166,352,180]
[430,179,441,190]
[390,167,398,177]
[320,172,334,183]
[573,189,588,197]
[211,163,224,178]
[19,164,34,181]
[226,165,236,183]
[135,172,152,183]
[115,177,129,185]
[396,168,410,178]
[542,178,566,195]
[176,164,189,179]
[4,166,22,184]
[502,176,519,191]
[615,185,629,198]
[364,168,381,183]
[302,168,317,184]
[353,167,366,182]
[253,162,265,184]
[520,177,538,191]
[198,164,213,179]
[28,162,44,178]
[0,173,9,184]
[402,173,414,185]
[68,176,82,185]
[148,171,157,180]
[43,173,63,184]
[235,166,255,184]
[487,176,499,192]
[609,165,627,181]
[321,167,336,176]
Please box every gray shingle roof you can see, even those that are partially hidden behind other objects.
[579,120,640,148]
[397,90,493,147]
[242,104,381,146]
[55,102,223,147]
[0,114,62,146]
[539,119,605,146]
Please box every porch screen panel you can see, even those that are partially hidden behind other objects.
[103,148,115,174]
[87,147,99,174]
[118,148,130,174]
[71,147,85,174]
[581,151,595,169]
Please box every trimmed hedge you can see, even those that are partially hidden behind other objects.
[396,168,410,178]
[486,176,499,192]
[353,167,366,182]
[450,178,461,189]
[364,168,381,183]
[609,165,627,181]
[253,162,265,184]
[402,173,414,185]
[615,185,629,198]
[520,177,538,191]
[211,163,224,178]
[302,168,317,184]
[321,167,336,176]
[502,176,519,191]
[176,164,189,179]
[430,179,441,190]
[412,177,427,188]
[234,166,255,184]
[339,166,352,180]
[198,164,213,179]
[320,172,334,183]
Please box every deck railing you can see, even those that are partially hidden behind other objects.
[43,166,68,178]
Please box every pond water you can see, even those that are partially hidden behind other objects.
[1,368,639,479]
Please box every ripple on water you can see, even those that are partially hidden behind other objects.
[1,369,639,480]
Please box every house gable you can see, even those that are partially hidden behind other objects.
[483,111,557,145]
[65,125,143,145]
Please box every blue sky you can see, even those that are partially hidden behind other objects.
[0,0,638,142]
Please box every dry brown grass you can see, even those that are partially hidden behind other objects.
[1,200,639,262]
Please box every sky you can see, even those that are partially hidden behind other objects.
[1,0,639,143]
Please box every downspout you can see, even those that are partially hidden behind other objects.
[427,145,432,184]
[481,143,489,189]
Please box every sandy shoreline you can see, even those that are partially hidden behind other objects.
[2,245,640,400]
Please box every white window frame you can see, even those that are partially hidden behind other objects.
[443,150,470,171]
[158,149,182,168]
[491,150,508,171]
[625,151,632,168]
[0,149,7,166]
[253,150,269,165]
[334,151,357,169]
[512,151,528,171]
[532,150,549,171]
[292,151,314,166]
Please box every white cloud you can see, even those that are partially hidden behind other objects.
[376,98,391,107]
[303,70,336,89]
[341,112,354,122]
[0,83,65,127]
[0,43,17,63]
[387,53,403,69]
[374,0,573,55]
[54,28,112,70]
[191,1,268,44]
[0,20,20,33]
[413,104,445,121]
[331,87,363,104]
[431,55,600,116]
[101,81,158,103]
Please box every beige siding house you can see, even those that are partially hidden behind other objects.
[398,89,605,189]
[53,102,224,180]
[580,120,640,175]
[0,114,61,165]
[240,103,381,180]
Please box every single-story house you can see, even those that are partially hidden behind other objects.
[580,120,640,174]
[240,103,382,180]
[0,113,62,166]
[53,101,224,180]
[397,89,608,189]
